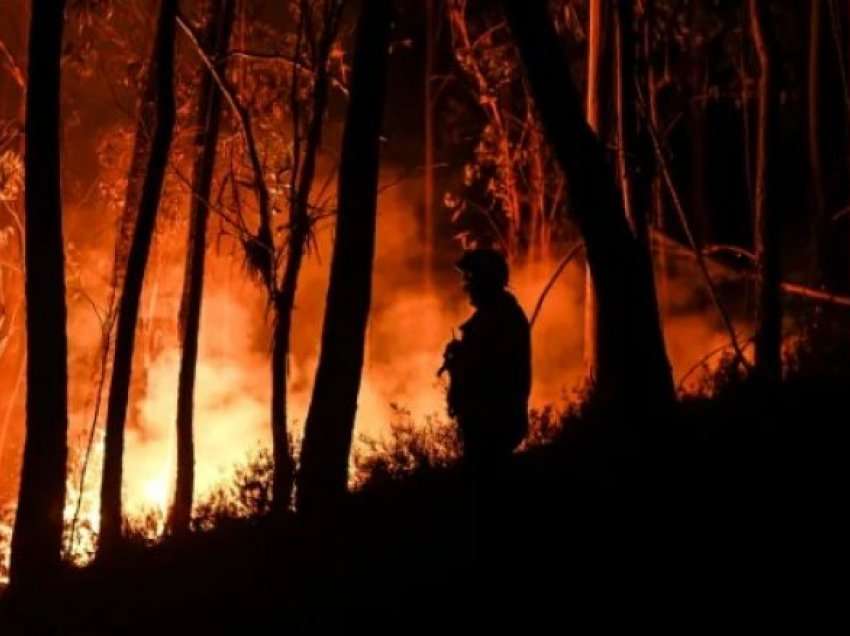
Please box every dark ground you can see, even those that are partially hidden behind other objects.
[0,321,844,634]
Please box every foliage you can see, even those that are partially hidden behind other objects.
[0,151,22,202]
[443,0,571,257]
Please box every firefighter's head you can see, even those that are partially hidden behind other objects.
[455,248,509,307]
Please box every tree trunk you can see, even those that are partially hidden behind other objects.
[808,0,826,284]
[501,0,674,408]
[749,0,782,384]
[9,0,69,592]
[583,0,605,379]
[424,0,436,286]
[169,0,236,537]
[99,0,177,559]
[614,0,649,247]
[296,0,392,514]
[644,0,669,317]
[688,1,709,245]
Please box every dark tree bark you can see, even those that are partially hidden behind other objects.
[169,0,236,537]
[296,0,392,513]
[10,0,69,592]
[99,0,177,558]
[501,0,674,407]
[749,0,782,383]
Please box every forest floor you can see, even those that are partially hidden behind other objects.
[0,322,845,633]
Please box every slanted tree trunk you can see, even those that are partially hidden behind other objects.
[297,0,392,514]
[501,0,674,407]
[9,0,69,593]
[99,0,177,558]
[749,0,782,383]
[169,0,236,537]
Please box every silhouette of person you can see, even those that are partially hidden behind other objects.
[440,248,531,571]
[442,248,531,464]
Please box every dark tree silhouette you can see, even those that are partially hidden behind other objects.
[297,0,392,513]
[169,0,236,536]
[9,0,69,592]
[749,0,782,384]
[500,0,674,407]
[99,0,177,558]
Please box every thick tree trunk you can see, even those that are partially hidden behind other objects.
[502,0,674,407]
[296,0,392,513]
[99,0,177,558]
[749,0,782,384]
[10,0,69,592]
[169,0,236,537]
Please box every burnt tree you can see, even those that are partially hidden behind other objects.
[501,0,674,408]
[99,0,177,558]
[169,0,236,536]
[10,0,69,592]
[297,0,392,513]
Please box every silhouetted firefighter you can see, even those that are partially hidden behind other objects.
[441,248,531,466]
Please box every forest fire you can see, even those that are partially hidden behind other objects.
[1,0,848,626]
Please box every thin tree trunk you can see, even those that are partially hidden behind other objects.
[297,0,392,513]
[169,0,236,537]
[424,0,435,286]
[10,0,69,592]
[749,0,782,383]
[808,0,826,284]
[688,1,709,245]
[501,0,674,407]
[614,0,648,246]
[645,0,668,317]
[99,0,177,559]
[583,0,604,380]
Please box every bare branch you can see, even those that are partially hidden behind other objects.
[0,38,24,88]
[176,11,274,289]
[530,242,585,328]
